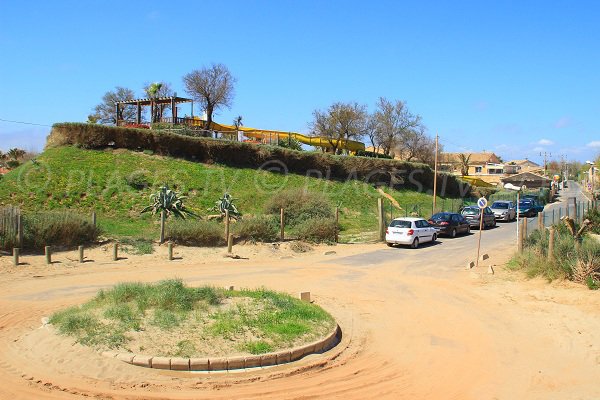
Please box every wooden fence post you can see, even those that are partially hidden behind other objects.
[45,246,52,265]
[91,211,97,228]
[225,209,230,241]
[335,207,339,243]
[160,210,166,244]
[78,245,84,263]
[548,227,555,261]
[13,248,19,266]
[538,212,544,230]
[227,233,233,253]
[280,208,285,241]
[518,220,524,253]
[523,217,528,239]
[17,214,23,248]
[168,242,173,261]
[377,198,385,241]
[112,243,118,261]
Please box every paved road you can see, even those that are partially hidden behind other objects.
[333,181,589,269]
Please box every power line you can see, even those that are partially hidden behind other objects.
[0,118,52,127]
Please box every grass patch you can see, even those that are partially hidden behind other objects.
[234,215,279,242]
[50,280,335,357]
[119,238,154,255]
[165,219,225,246]
[0,146,465,243]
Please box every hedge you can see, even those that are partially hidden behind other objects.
[47,123,470,197]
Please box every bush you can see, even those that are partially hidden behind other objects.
[235,215,279,242]
[125,170,150,190]
[265,188,333,226]
[47,123,470,197]
[585,208,600,234]
[295,217,338,243]
[165,219,225,246]
[23,211,100,250]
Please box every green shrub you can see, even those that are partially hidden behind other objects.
[47,123,470,197]
[295,217,338,243]
[585,208,600,234]
[265,188,333,226]
[23,211,100,250]
[165,219,225,246]
[125,170,150,190]
[235,215,279,242]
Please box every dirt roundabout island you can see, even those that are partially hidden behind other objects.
[46,280,342,371]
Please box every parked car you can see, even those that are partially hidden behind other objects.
[460,206,496,229]
[385,217,437,248]
[427,212,470,237]
[490,200,516,221]
[517,199,544,217]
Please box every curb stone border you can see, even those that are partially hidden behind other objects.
[102,324,341,372]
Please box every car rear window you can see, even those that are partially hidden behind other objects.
[462,207,479,215]
[492,202,508,209]
[431,213,450,221]
[389,220,412,228]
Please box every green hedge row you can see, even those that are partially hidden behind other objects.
[48,123,470,197]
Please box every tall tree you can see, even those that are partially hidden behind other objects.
[458,153,471,176]
[93,87,136,125]
[182,63,236,129]
[310,102,367,154]
[373,97,422,156]
[144,82,174,123]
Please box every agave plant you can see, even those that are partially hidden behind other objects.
[141,185,198,219]
[212,193,241,220]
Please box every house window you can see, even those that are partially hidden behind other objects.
[475,166,482,173]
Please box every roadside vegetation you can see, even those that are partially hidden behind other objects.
[49,279,335,356]
[508,220,600,290]
[0,146,463,244]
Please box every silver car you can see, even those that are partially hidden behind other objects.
[490,200,516,221]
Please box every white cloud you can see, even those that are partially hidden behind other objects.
[532,146,544,152]
[537,139,554,146]
[587,141,600,148]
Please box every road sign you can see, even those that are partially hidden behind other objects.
[477,197,488,209]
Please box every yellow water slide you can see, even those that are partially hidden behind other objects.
[189,118,365,153]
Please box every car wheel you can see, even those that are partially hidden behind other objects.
[411,238,419,249]
[386,242,394,247]
[451,228,457,238]
[432,233,437,242]
[466,226,471,234]
[492,219,497,227]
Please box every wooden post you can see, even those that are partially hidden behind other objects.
[168,242,173,261]
[160,210,165,244]
[16,214,23,248]
[377,198,385,241]
[91,211,96,228]
[13,248,19,266]
[45,246,51,265]
[280,208,285,241]
[335,206,339,243]
[227,233,233,253]
[432,133,439,213]
[112,243,118,261]
[523,217,528,238]
[518,220,524,253]
[78,245,84,263]
[538,212,544,230]
[225,209,230,241]
[548,227,555,261]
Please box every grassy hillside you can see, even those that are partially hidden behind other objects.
[0,146,462,242]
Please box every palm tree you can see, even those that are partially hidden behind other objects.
[7,148,25,161]
[458,153,471,176]
[146,82,163,123]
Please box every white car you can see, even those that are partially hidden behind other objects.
[385,217,437,248]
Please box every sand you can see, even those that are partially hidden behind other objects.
[0,240,599,399]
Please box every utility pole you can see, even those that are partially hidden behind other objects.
[540,151,551,176]
[432,133,439,213]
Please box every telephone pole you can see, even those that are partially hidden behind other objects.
[432,133,439,213]
[540,151,551,176]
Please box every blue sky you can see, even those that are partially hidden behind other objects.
[1,1,599,164]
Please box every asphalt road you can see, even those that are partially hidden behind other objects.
[332,181,589,270]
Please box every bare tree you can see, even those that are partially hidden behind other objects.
[93,87,136,125]
[393,126,441,166]
[373,97,422,156]
[183,63,236,129]
[458,153,471,176]
[143,82,174,123]
[310,102,367,154]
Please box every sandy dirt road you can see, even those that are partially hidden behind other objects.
[0,228,599,400]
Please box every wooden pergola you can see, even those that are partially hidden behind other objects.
[115,96,194,126]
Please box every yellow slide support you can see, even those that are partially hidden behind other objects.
[189,118,365,153]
